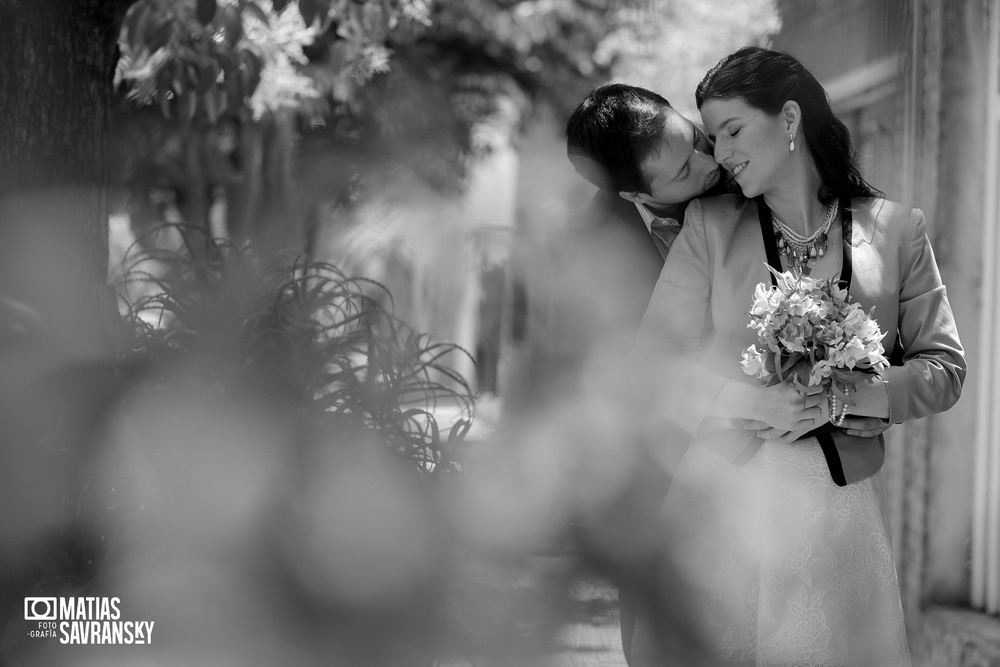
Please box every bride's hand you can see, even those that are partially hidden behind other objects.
[839,415,891,437]
[742,383,831,442]
[747,381,826,433]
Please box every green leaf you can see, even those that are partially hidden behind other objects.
[298,0,322,26]
[155,60,175,98]
[214,88,229,118]
[146,19,172,52]
[125,4,151,54]
[448,419,472,444]
[180,92,198,123]
[197,0,218,25]
[226,84,245,116]
[196,63,217,92]
[220,6,244,44]
[185,61,201,89]
[203,91,218,123]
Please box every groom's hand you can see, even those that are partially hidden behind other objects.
[741,422,811,444]
[743,415,891,442]
[838,416,891,438]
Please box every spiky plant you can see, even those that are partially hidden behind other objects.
[115,224,475,472]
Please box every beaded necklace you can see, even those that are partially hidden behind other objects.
[771,201,838,275]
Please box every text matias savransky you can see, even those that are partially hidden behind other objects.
[24,596,155,645]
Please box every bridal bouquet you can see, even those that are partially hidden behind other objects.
[740,266,889,420]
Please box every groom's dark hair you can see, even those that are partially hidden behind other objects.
[565,83,674,194]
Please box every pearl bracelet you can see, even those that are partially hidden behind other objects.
[828,382,849,427]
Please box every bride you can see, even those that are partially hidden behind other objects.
[629,46,966,666]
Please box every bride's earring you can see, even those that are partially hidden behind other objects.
[789,132,795,152]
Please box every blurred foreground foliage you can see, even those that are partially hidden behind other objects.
[116,224,475,470]
[0,224,711,665]
[0,224,486,664]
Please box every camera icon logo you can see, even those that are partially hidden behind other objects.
[24,598,57,621]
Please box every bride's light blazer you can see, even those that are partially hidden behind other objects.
[635,194,966,484]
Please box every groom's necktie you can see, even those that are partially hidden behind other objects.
[649,218,682,260]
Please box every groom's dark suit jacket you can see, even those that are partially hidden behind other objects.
[507,189,670,409]
[506,184,728,663]
[547,189,691,665]
[568,189,668,330]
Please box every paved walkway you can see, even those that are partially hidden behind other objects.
[548,573,628,667]
[434,556,628,667]
[433,395,628,665]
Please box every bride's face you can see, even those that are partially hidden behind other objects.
[700,97,791,199]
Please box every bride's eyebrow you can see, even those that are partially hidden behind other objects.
[718,116,740,130]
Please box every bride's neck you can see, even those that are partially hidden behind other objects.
[763,162,826,235]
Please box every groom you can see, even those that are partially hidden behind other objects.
[561,83,731,666]
[561,83,892,665]
[552,84,731,384]
[566,83,728,242]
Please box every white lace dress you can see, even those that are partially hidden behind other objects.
[632,436,911,666]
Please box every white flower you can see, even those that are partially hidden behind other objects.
[839,306,867,335]
[779,322,807,353]
[741,344,770,380]
[860,315,882,341]
[808,359,834,385]
[750,282,775,316]
[840,336,868,368]
[743,266,887,391]
[863,341,889,369]
[785,291,813,318]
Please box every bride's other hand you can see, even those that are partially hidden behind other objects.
[839,416,891,437]
[744,405,891,442]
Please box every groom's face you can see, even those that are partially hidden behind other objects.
[632,111,722,208]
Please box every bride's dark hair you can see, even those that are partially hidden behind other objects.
[696,46,883,203]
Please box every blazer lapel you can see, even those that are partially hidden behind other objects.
[848,197,881,246]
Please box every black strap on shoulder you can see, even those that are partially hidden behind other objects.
[838,197,853,291]
[755,197,783,286]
